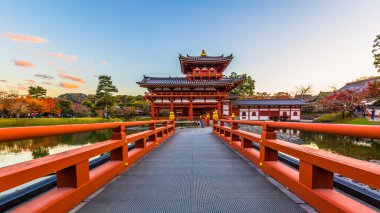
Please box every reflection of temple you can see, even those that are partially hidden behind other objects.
[137,50,243,121]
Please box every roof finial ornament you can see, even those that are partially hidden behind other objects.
[201,49,207,57]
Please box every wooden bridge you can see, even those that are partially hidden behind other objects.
[0,120,379,212]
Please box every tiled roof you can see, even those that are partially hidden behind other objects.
[179,54,233,61]
[137,76,243,87]
[233,99,307,106]
[339,76,380,92]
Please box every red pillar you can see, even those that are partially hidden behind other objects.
[258,106,261,120]
[151,101,155,119]
[217,98,221,116]
[170,98,174,112]
[189,98,193,121]
[228,101,232,115]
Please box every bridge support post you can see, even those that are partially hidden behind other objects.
[260,124,278,170]
[111,124,128,163]
[148,122,157,143]
[299,161,333,189]
[231,122,239,142]
[57,160,90,188]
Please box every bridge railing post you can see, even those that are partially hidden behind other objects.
[57,160,90,188]
[220,120,225,136]
[148,121,157,144]
[231,121,239,142]
[260,123,278,171]
[299,160,333,189]
[110,124,128,164]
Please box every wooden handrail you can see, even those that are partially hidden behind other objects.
[213,119,380,212]
[0,120,175,212]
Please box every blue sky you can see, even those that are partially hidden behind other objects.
[0,0,379,96]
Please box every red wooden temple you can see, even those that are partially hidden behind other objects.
[137,50,243,121]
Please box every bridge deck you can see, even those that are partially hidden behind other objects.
[78,128,305,213]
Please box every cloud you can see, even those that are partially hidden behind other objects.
[49,52,78,62]
[93,74,98,78]
[0,80,7,83]
[3,32,48,43]
[100,60,108,65]
[58,73,85,83]
[41,81,53,85]
[14,60,35,67]
[35,74,54,79]
[58,82,79,89]
[18,86,28,90]
[25,79,36,84]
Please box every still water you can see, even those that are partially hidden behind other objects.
[0,128,379,168]
[0,128,144,168]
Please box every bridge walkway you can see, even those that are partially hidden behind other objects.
[77,128,306,213]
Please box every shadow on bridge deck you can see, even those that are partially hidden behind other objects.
[76,128,307,213]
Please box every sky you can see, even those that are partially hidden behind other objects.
[0,0,379,97]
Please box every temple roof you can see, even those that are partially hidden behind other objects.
[233,99,307,106]
[137,75,243,87]
[178,54,233,61]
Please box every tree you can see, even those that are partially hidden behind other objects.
[71,103,91,117]
[28,86,47,99]
[255,92,271,99]
[57,99,73,116]
[272,92,291,99]
[365,81,380,99]
[58,93,87,103]
[320,90,364,118]
[295,84,313,99]
[95,75,118,117]
[228,72,255,98]
[373,34,380,72]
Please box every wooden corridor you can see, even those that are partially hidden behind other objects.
[77,128,306,213]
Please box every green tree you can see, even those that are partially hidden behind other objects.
[57,99,73,116]
[373,34,380,72]
[228,72,255,98]
[95,75,118,117]
[28,86,47,99]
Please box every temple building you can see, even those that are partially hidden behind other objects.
[137,50,243,121]
[231,99,307,121]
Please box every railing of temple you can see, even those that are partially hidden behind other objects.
[144,91,226,97]
[213,119,380,213]
[0,120,175,212]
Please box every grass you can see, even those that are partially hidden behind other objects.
[316,112,380,125]
[0,117,123,128]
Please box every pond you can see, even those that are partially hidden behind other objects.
[299,131,380,161]
[0,128,146,168]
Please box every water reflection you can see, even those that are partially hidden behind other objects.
[0,128,144,168]
[299,131,380,161]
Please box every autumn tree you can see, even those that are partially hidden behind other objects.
[255,92,271,99]
[320,90,364,118]
[373,34,380,72]
[365,81,380,99]
[71,103,91,117]
[96,75,118,118]
[28,86,47,99]
[272,92,291,99]
[228,72,255,98]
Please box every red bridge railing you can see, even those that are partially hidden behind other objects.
[0,120,175,212]
[213,119,380,213]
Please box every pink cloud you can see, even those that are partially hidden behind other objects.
[93,74,98,78]
[18,86,28,90]
[14,60,35,67]
[3,32,48,43]
[41,81,53,85]
[58,73,85,83]
[100,60,108,65]
[25,79,36,84]
[49,52,78,62]
[58,82,79,89]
